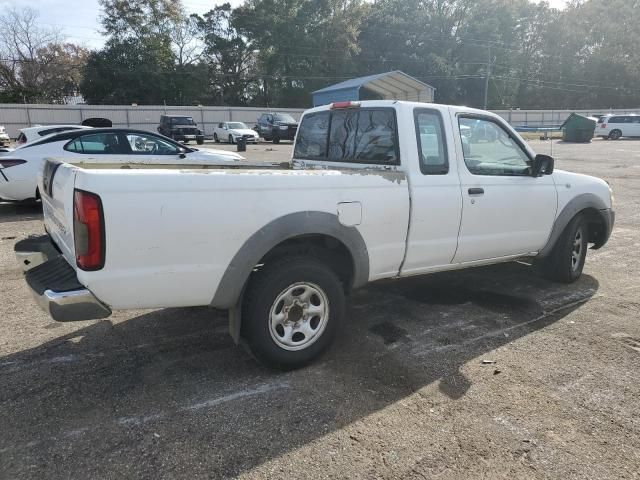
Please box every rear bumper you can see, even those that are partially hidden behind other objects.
[15,237,111,321]
[273,129,297,140]
[173,133,204,142]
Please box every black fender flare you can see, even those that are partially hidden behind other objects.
[211,211,370,310]
[538,193,612,257]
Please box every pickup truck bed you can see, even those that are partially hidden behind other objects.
[17,100,614,368]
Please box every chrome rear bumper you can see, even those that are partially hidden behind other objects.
[34,286,112,322]
[15,236,112,321]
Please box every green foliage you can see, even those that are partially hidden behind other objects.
[77,0,640,108]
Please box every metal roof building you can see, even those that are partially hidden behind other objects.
[312,71,435,107]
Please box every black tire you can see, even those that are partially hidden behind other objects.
[197,138,204,145]
[229,135,235,144]
[241,255,345,369]
[272,136,280,144]
[609,129,622,140]
[539,214,588,283]
[214,133,219,143]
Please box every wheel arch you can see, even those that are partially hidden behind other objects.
[538,193,612,258]
[211,211,370,309]
[212,212,369,344]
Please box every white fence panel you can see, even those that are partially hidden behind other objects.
[2,103,640,138]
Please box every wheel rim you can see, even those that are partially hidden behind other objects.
[268,282,329,351]
[571,228,583,271]
[611,130,621,139]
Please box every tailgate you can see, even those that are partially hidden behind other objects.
[40,159,77,266]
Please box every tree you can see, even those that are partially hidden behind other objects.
[0,7,87,103]
[98,0,183,41]
[83,0,207,105]
[194,4,257,105]
[233,0,364,107]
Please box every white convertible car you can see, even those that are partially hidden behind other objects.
[213,122,259,144]
[0,128,243,202]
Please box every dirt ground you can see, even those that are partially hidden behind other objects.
[1,138,639,479]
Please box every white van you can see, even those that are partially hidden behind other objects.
[597,114,640,140]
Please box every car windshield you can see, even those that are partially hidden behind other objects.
[227,122,248,129]
[274,114,296,123]
[170,117,195,125]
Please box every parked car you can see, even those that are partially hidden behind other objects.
[157,115,204,145]
[213,122,259,144]
[597,114,640,140]
[255,112,298,143]
[0,126,10,148]
[0,128,242,202]
[17,100,614,369]
[16,125,92,146]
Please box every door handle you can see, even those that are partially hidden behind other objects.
[468,187,484,195]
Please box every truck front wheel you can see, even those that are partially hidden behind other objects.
[539,214,588,283]
[242,256,345,369]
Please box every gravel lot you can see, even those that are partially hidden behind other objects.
[1,138,639,479]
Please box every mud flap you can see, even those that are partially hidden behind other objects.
[228,303,242,345]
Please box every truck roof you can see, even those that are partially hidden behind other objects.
[305,100,491,117]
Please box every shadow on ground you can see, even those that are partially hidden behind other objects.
[0,202,42,224]
[0,262,598,478]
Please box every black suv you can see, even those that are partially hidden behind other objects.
[158,115,204,144]
[256,112,298,143]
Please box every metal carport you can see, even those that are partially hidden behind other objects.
[312,71,435,107]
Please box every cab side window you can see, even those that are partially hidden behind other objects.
[414,109,448,174]
[458,117,530,176]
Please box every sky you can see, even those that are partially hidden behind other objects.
[0,0,568,49]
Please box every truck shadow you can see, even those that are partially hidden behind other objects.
[0,262,598,478]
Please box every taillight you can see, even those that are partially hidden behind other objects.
[73,189,105,271]
[0,159,26,169]
[601,123,607,128]
[330,101,361,109]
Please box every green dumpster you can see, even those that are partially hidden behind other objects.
[561,113,597,143]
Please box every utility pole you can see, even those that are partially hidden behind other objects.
[483,46,491,110]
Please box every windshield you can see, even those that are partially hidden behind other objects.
[170,117,195,125]
[274,113,296,123]
[227,122,248,129]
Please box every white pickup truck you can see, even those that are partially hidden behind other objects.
[16,100,614,369]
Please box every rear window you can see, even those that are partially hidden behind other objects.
[293,111,329,159]
[294,107,399,165]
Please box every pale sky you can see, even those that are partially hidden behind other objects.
[0,0,568,49]
[0,0,244,48]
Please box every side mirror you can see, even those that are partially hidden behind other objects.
[531,154,554,176]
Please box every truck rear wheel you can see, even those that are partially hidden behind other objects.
[539,214,588,283]
[241,256,345,369]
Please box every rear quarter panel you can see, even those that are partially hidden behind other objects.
[74,168,410,309]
